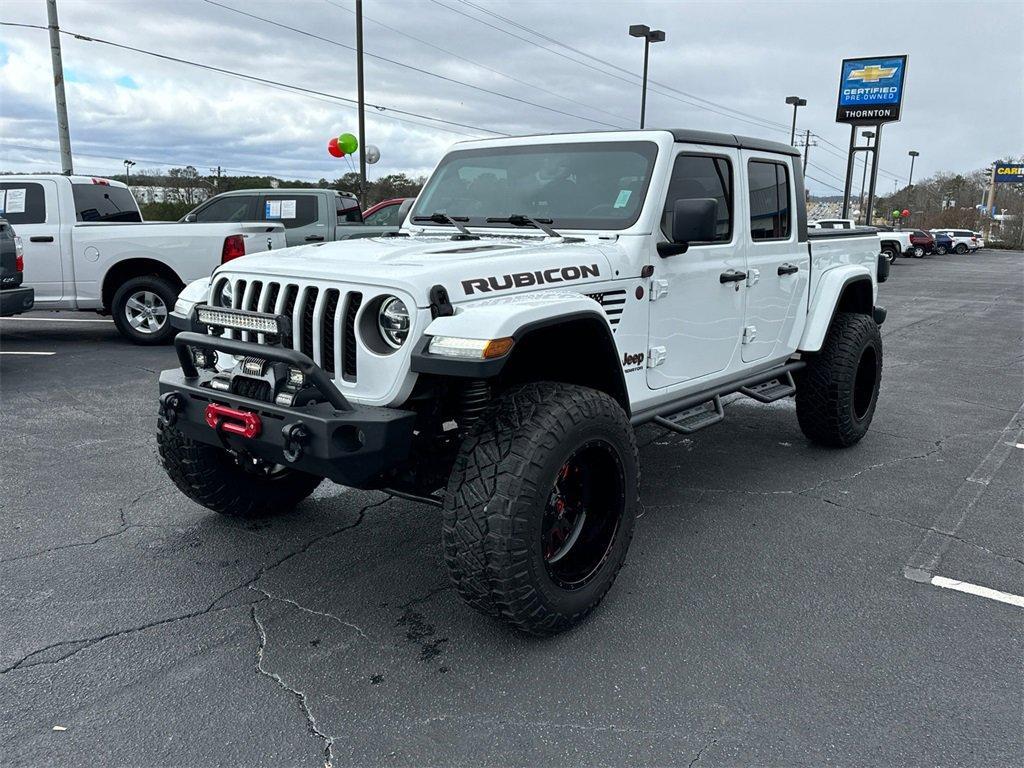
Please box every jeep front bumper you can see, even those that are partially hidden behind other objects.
[159,332,417,488]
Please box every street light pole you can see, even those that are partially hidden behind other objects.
[123,159,135,187]
[908,150,919,186]
[858,130,875,223]
[629,25,665,129]
[785,96,806,146]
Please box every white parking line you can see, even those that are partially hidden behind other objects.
[0,316,113,323]
[0,351,56,356]
[929,576,1024,608]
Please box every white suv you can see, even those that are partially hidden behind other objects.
[930,229,979,254]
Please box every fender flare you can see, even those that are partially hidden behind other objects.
[410,291,627,406]
[799,267,874,353]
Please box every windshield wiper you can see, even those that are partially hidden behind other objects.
[412,212,478,240]
[486,214,561,238]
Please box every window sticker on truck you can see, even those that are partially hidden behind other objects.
[461,264,600,295]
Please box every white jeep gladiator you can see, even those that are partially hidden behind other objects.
[158,129,888,635]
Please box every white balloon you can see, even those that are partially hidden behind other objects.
[365,144,381,165]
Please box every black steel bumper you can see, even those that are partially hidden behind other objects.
[0,286,34,316]
[159,332,417,487]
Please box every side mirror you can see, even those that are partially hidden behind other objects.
[657,198,718,258]
[184,213,197,222]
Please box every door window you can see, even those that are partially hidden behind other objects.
[194,195,257,222]
[748,161,791,240]
[337,196,363,223]
[662,155,733,243]
[0,183,47,225]
[262,195,318,229]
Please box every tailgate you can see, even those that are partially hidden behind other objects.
[235,222,287,254]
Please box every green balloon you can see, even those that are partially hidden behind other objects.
[338,133,359,154]
[892,210,900,217]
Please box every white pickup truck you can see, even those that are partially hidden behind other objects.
[159,128,888,635]
[0,175,286,343]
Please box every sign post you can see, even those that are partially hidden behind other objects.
[836,55,908,224]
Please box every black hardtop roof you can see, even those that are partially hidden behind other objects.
[666,129,800,157]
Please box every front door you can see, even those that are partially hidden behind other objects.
[647,150,746,390]
[0,180,62,303]
[740,155,808,363]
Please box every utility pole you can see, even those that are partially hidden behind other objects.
[799,129,816,175]
[355,0,367,198]
[210,166,222,188]
[46,0,73,175]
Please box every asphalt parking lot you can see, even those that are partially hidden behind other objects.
[1,249,1021,768]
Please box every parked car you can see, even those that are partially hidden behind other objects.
[932,233,955,255]
[158,127,887,635]
[362,197,415,228]
[183,188,402,247]
[972,232,985,249]
[0,219,34,317]
[930,229,979,254]
[876,230,914,263]
[0,175,286,344]
[908,229,934,257]
[809,218,858,230]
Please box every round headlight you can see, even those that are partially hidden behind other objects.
[378,296,410,349]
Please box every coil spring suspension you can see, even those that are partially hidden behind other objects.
[460,379,490,432]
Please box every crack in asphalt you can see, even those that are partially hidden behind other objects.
[688,738,718,768]
[251,585,369,640]
[1,494,391,675]
[0,486,173,565]
[814,495,1024,567]
[251,605,335,768]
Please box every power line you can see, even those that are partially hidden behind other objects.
[0,20,507,137]
[201,0,628,130]
[321,0,634,127]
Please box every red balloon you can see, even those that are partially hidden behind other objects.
[901,209,910,217]
[327,137,344,158]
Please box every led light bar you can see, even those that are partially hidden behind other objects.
[195,305,287,335]
[428,335,514,360]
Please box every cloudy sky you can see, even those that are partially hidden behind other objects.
[1,0,1021,195]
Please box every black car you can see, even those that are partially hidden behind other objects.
[1,219,34,316]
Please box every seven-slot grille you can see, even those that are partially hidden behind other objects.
[585,289,627,330]
[212,277,362,381]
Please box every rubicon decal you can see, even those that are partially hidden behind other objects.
[462,264,600,295]
[622,351,645,373]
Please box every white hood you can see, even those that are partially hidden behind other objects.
[215,234,621,307]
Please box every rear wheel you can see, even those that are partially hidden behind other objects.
[442,382,638,635]
[158,422,322,518]
[935,245,948,255]
[955,243,969,254]
[112,275,178,345]
[881,246,897,264]
[912,246,925,258]
[796,312,882,448]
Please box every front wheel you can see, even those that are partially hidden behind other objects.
[955,243,969,254]
[112,275,178,345]
[912,246,925,258]
[158,423,322,518]
[796,312,882,448]
[442,382,638,635]
[935,245,948,255]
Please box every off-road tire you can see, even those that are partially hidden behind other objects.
[796,312,882,448]
[955,243,969,254]
[112,275,179,345]
[442,382,638,635]
[157,422,321,517]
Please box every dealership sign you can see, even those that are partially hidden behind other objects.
[994,163,1024,183]
[836,55,908,124]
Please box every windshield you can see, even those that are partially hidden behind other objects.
[411,141,658,231]
[72,184,142,222]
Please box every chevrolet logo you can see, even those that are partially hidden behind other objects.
[848,64,898,83]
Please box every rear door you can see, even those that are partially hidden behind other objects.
[0,180,62,302]
[259,193,324,247]
[647,149,745,389]
[740,154,808,363]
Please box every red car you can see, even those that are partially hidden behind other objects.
[908,229,935,257]
[361,197,415,228]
